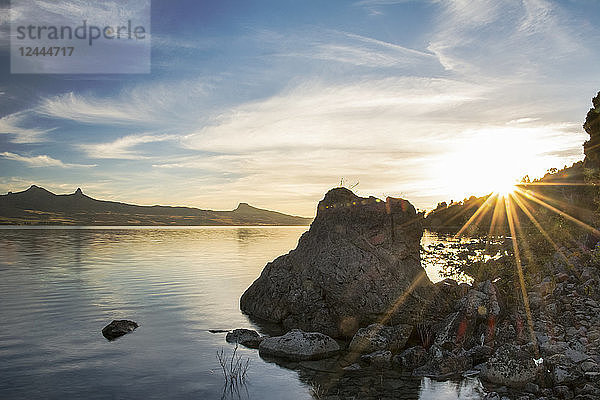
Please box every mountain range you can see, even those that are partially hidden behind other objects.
[0,185,312,226]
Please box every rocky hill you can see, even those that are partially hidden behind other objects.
[0,185,312,226]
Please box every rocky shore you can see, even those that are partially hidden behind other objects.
[236,188,600,399]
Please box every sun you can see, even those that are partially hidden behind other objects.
[433,128,551,201]
[494,179,517,197]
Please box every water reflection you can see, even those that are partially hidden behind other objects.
[0,227,484,399]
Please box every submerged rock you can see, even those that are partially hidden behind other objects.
[102,320,138,341]
[258,329,340,361]
[240,187,432,338]
[226,328,263,348]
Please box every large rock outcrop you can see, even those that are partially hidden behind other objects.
[240,187,433,338]
[584,91,600,168]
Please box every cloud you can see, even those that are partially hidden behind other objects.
[171,71,588,213]
[354,0,419,4]
[277,29,439,69]
[182,77,485,153]
[10,0,149,26]
[507,117,541,125]
[4,0,150,51]
[426,0,585,74]
[79,134,176,159]
[37,92,147,125]
[0,112,54,143]
[36,79,210,127]
[0,152,96,168]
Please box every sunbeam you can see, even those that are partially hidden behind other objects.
[511,192,568,260]
[515,188,600,237]
[455,193,498,238]
[504,194,538,357]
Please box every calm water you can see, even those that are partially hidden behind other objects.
[0,227,483,399]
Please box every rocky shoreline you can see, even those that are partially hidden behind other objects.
[234,188,600,399]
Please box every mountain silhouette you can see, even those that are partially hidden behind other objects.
[0,186,312,226]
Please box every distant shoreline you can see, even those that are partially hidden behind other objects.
[0,185,313,226]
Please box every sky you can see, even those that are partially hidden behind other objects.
[0,0,599,217]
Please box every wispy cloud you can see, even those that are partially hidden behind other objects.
[36,79,210,127]
[11,0,148,26]
[79,134,176,159]
[0,112,54,144]
[37,92,147,125]
[507,117,541,125]
[182,77,484,153]
[0,152,96,168]
[4,0,150,49]
[427,0,585,74]
[354,0,418,5]
[278,29,439,69]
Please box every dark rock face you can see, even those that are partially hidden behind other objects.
[584,91,600,168]
[258,329,340,361]
[102,320,138,341]
[240,188,432,338]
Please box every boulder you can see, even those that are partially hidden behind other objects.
[240,188,432,338]
[226,328,263,348]
[580,361,600,373]
[482,393,501,400]
[413,345,471,378]
[523,382,539,394]
[360,350,392,368]
[480,344,539,387]
[343,362,361,371]
[348,323,412,354]
[258,329,340,361]
[466,345,493,365]
[544,353,582,385]
[102,320,138,341]
[434,280,500,349]
[553,385,573,399]
[394,346,428,370]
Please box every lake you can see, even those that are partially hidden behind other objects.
[0,226,484,399]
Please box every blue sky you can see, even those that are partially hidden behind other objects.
[0,0,599,216]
